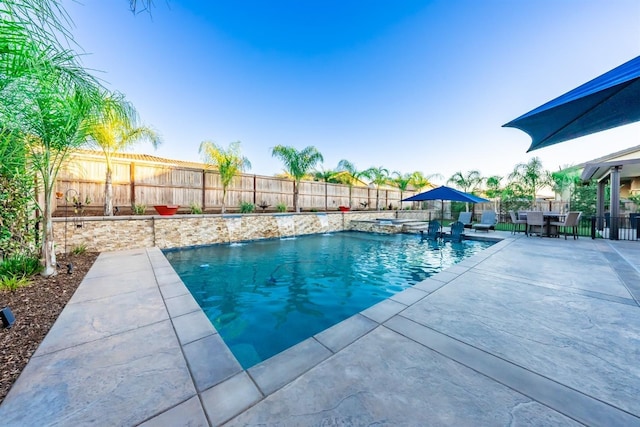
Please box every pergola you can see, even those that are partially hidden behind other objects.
[581,158,640,238]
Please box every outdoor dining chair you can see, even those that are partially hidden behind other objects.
[550,211,581,240]
[509,210,527,235]
[525,211,544,237]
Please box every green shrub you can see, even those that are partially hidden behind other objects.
[276,203,287,213]
[240,202,255,213]
[0,275,31,292]
[189,202,203,214]
[71,244,87,255]
[0,255,42,279]
[131,203,146,215]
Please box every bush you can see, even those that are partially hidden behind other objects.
[0,255,42,279]
[71,244,87,255]
[240,202,255,213]
[131,203,146,215]
[276,203,287,213]
[189,202,203,214]
[0,275,31,292]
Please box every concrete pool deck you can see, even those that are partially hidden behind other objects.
[1,232,640,425]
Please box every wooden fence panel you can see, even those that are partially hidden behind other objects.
[53,152,425,214]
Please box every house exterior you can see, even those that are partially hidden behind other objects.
[578,144,640,239]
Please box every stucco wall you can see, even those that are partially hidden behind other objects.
[52,211,396,253]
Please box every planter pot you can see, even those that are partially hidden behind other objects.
[338,206,350,212]
[154,205,179,216]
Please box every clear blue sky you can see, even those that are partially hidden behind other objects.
[63,0,640,183]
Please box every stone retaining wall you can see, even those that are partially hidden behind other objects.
[52,211,396,253]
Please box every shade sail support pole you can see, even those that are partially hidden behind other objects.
[609,166,621,240]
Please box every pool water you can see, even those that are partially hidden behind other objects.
[164,231,493,368]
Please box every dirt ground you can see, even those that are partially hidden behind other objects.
[0,252,98,404]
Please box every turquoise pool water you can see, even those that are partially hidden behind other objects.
[164,231,493,368]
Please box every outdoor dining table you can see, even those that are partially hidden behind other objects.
[520,212,566,237]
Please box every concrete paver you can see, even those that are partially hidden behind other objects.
[1,234,639,426]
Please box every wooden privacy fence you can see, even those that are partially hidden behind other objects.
[53,152,415,214]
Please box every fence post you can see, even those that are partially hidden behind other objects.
[591,216,596,239]
[130,162,136,206]
[201,170,206,211]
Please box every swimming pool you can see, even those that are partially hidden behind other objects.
[164,231,493,368]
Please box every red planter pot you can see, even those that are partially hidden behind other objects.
[338,206,350,212]
[154,205,179,216]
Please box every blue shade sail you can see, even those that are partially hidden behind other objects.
[503,56,640,152]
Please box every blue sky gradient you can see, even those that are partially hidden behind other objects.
[63,0,640,182]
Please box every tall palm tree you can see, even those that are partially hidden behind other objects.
[0,0,103,276]
[364,166,390,211]
[509,157,551,208]
[551,166,580,210]
[448,170,482,212]
[336,159,368,208]
[200,141,251,214]
[84,93,162,215]
[409,171,439,193]
[392,172,412,210]
[271,145,323,213]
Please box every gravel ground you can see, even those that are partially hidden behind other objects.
[0,252,98,404]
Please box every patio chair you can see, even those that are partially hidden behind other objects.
[421,220,442,241]
[472,211,496,232]
[446,221,465,242]
[458,211,473,228]
[525,211,544,237]
[509,210,527,235]
[550,211,581,240]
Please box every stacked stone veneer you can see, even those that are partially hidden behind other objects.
[52,211,396,253]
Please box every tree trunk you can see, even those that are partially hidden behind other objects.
[221,187,227,214]
[104,168,113,216]
[294,181,300,213]
[41,188,57,277]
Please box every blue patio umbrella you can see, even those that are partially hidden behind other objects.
[503,55,640,152]
[402,185,488,221]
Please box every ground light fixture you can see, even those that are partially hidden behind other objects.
[1,306,15,328]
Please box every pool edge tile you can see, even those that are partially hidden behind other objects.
[247,338,332,396]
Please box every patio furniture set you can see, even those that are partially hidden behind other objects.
[509,210,582,239]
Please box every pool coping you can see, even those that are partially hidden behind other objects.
[153,232,511,424]
[154,235,508,425]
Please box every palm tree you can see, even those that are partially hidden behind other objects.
[364,166,390,211]
[392,172,413,210]
[448,170,482,212]
[84,93,162,215]
[0,0,103,276]
[409,171,440,193]
[200,141,251,214]
[509,157,551,208]
[336,160,368,208]
[271,145,323,213]
[312,166,339,183]
[551,166,580,211]
[484,175,503,199]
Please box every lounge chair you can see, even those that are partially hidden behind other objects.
[509,210,527,235]
[472,211,496,232]
[446,221,465,242]
[550,211,581,239]
[421,220,442,240]
[458,212,472,229]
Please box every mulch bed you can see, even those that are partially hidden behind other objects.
[0,252,99,404]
